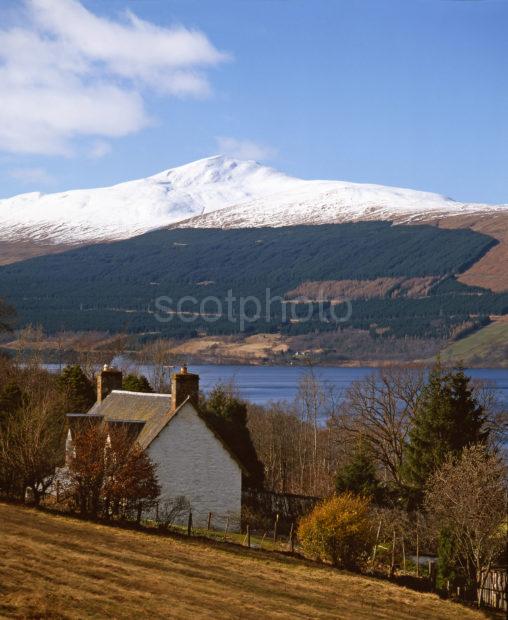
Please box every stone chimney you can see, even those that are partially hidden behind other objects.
[171,365,199,411]
[97,364,123,403]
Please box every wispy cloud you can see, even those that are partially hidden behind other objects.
[7,166,55,186]
[0,0,228,156]
[87,140,112,160]
[215,137,276,161]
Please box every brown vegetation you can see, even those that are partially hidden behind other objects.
[0,239,79,266]
[247,372,341,496]
[285,277,438,301]
[298,494,374,568]
[137,330,443,366]
[436,213,508,292]
[67,423,160,520]
[332,367,425,488]
[0,358,68,504]
[0,502,489,620]
[425,445,508,605]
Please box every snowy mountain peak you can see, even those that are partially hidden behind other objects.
[149,155,297,196]
[0,156,504,246]
[0,155,296,244]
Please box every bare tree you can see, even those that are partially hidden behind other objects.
[104,426,160,521]
[333,366,425,487]
[247,395,340,497]
[248,402,303,494]
[67,421,108,516]
[0,375,66,504]
[136,339,176,392]
[68,422,160,520]
[470,378,508,451]
[15,324,46,368]
[425,444,507,606]
[156,496,191,530]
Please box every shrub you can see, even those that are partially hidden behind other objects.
[298,493,374,569]
[156,496,190,530]
[122,374,153,393]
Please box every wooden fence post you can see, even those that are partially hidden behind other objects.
[246,524,251,548]
[260,532,267,550]
[416,527,420,577]
[187,510,192,536]
[372,519,382,564]
[224,516,230,541]
[273,513,279,544]
[288,522,294,553]
[389,528,396,579]
[207,512,212,532]
[428,560,436,592]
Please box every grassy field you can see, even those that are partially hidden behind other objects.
[0,503,492,620]
[442,319,508,367]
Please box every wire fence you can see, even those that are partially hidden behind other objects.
[44,485,508,612]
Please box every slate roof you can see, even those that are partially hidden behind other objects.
[87,390,172,449]
[85,391,247,473]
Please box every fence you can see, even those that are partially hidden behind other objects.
[45,486,508,611]
[156,504,298,553]
[242,488,319,532]
[479,568,507,611]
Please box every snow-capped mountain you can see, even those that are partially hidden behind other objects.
[175,174,506,229]
[0,156,298,244]
[0,155,504,246]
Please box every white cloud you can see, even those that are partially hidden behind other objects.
[0,0,227,155]
[87,140,112,160]
[215,137,276,161]
[7,166,55,185]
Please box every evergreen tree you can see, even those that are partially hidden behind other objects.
[122,374,153,393]
[436,527,459,592]
[58,365,95,413]
[335,443,381,501]
[403,362,487,504]
[201,383,264,488]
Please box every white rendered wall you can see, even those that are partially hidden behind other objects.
[148,402,242,530]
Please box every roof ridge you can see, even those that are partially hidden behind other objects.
[151,397,248,475]
[110,390,170,398]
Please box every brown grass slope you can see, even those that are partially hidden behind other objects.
[0,240,80,266]
[436,213,508,292]
[0,503,489,620]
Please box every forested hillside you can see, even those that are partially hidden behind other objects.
[0,222,506,343]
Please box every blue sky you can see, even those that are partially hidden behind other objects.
[0,0,507,203]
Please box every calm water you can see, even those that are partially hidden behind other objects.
[47,361,508,407]
[133,363,508,407]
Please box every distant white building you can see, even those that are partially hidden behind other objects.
[66,366,244,529]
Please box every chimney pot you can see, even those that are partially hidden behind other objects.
[97,365,123,403]
[171,366,199,410]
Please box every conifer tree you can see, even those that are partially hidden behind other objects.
[335,442,381,501]
[202,383,264,488]
[122,374,153,393]
[58,365,95,412]
[403,362,487,504]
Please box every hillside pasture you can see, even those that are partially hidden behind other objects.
[0,502,490,620]
[441,319,508,367]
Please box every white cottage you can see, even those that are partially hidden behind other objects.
[66,366,244,529]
